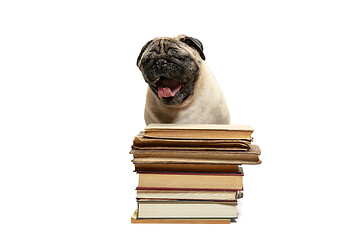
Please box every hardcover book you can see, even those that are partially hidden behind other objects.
[136,201,237,219]
[131,145,261,165]
[137,171,243,191]
[144,124,253,140]
[133,132,251,151]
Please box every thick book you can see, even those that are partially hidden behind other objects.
[136,201,237,219]
[137,171,243,191]
[144,124,253,140]
[136,189,239,201]
[130,145,261,165]
[133,132,251,151]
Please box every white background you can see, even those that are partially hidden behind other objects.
[1,0,359,239]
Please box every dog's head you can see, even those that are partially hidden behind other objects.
[137,35,206,105]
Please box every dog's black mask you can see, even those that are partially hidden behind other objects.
[137,36,205,105]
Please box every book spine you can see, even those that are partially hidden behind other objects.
[136,198,238,202]
[136,172,243,176]
[136,187,243,191]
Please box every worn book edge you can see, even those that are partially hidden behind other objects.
[131,210,232,224]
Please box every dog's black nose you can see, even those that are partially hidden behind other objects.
[156,59,168,69]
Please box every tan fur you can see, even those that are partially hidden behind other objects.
[143,35,230,125]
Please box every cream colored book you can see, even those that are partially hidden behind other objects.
[131,210,231,224]
[137,201,237,219]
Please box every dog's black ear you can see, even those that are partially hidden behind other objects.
[137,40,153,67]
[180,36,206,60]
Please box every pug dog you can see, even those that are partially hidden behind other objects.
[137,34,230,125]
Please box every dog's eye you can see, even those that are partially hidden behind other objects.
[167,49,188,61]
[149,49,159,54]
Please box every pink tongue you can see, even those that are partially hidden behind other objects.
[158,85,181,98]
[158,87,173,98]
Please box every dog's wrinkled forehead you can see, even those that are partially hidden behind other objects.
[137,35,205,68]
[147,38,179,54]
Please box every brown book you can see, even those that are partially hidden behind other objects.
[137,171,243,191]
[144,124,253,140]
[133,132,251,151]
[132,157,261,165]
[134,163,241,173]
[130,145,261,165]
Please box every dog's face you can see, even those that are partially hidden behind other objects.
[137,35,206,105]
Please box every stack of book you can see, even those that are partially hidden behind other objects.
[130,124,261,224]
